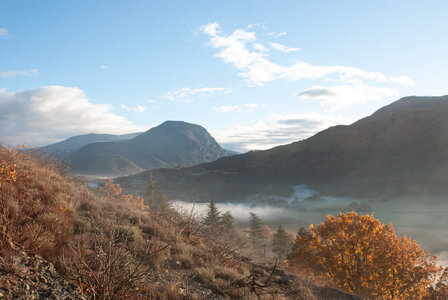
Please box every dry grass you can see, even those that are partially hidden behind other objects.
[0,145,329,299]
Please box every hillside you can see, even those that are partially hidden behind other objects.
[36,132,142,158]
[116,95,448,201]
[0,146,360,299]
[67,121,230,177]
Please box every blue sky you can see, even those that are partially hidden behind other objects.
[1,0,447,151]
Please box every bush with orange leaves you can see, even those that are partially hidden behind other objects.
[0,162,17,187]
[288,212,442,299]
[98,178,148,212]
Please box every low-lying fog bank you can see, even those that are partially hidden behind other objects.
[172,184,448,267]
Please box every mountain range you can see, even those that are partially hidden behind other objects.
[37,132,143,158]
[116,95,448,201]
[42,121,231,177]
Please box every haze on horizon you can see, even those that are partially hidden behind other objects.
[1,0,447,152]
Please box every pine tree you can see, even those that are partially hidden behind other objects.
[272,225,292,260]
[220,211,236,230]
[204,198,220,227]
[249,212,264,249]
[154,187,169,212]
[146,172,169,212]
[146,172,156,209]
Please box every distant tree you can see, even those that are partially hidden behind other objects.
[288,212,441,299]
[204,198,220,227]
[146,172,155,206]
[154,188,169,212]
[220,210,236,230]
[272,225,292,261]
[249,212,265,250]
[146,172,169,212]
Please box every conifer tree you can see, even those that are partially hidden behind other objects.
[249,212,264,249]
[272,225,292,260]
[204,198,220,227]
[154,188,169,212]
[220,210,236,230]
[146,172,156,209]
[146,172,169,212]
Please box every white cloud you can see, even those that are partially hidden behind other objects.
[267,31,287,37]
[253,43,268,52]
[199,22,413,87]
[390,76,414,87]
[211,114,352,152]
[163,87,232,102]
[296,83,399,111]
[200,22,219,37]
[121,104,146,113]
[213,103,263,113]
[0,86,144,146]
[270,42,300,53]
[100,65,109,70]
[0,28,8,36]
[0,69,38,77]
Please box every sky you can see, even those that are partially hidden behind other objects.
[1,0,447,152]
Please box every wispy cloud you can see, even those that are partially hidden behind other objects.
[212,114,352,152]
[199,22,413,87]
[146,99,161,109]
[267,31,287,37]
[100,65,109,70]
[270,42,300,53]
[0,28,8,36]
[121,104,146,113]
[0,69,38,78]
[0,86,144,146]
[163,87,232,102]
[253,43,269,52]
[296,82,399,111]
[213,103,263,113]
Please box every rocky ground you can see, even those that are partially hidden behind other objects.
[0,246,85,300]
[241,261,362,300]
[0,248,361,300]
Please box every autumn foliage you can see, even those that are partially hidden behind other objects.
[426,267,448,299]
[98,178,148,212]
[0,146,272,299]
[0,162,17,187]
[288,212,442,299]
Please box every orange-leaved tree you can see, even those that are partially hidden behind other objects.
[288,212,441,299]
